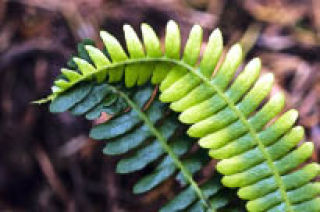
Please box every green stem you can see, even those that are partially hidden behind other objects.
[112,85,214,211]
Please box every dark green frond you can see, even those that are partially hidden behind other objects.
[48,81,239,211]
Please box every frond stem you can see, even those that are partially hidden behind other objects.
[110,85,214,211]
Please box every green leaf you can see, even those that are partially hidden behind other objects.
[49,82,93,113]
[133,137,192,193]
[70,84,110,115]
[103,125,152,155]
[116,119,178,173]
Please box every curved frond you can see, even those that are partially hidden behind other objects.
[39,20,320,212]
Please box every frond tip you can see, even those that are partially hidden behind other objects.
[32,95,54,104]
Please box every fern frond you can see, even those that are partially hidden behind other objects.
[156,27,320,212]
[48,80,239,211]
[40,20,320,212]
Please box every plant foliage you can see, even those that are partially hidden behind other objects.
[38,20,320,212]
[48,77,240,211]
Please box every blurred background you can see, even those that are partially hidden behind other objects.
[0,0,320,211]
